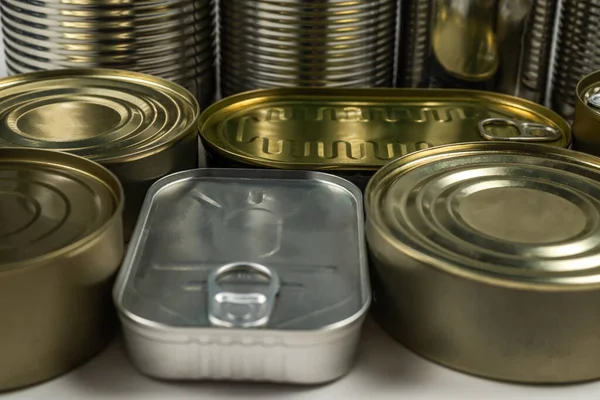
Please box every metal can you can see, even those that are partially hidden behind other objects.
[113,169,370,384]
[397,0,558,104]
[572,70,600,156]
[0,0,216,107]
[0,148,124,391]
[219,0,398,97]
[0,68,200,241]
[551,0,600,121]
[366,141,600,383]
[198,87,571,190]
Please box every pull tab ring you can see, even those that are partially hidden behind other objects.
[207,262,280,329]
[478,118,562,142]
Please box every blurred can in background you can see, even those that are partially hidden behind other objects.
[397,0,558,104]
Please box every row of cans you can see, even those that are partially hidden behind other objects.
[3,67,600,391]
[3,1,600,121]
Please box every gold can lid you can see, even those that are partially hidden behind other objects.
[199,88,571,171]
[0,148,123,269]
[0,69,200,164]
[366,142,600,287]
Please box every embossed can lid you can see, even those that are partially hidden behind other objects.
[0,148,123,270]
[114,169,370,330]
[198,88,571,170]
[365,142,600,287]
[0,69,200,164]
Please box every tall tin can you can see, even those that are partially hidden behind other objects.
[572,70,600,155]
[366,142,600,383]
[0,148,124,391]
[0,69,201,241]
[0,0,216,107]
[551,0,600,121]
[397,0,558,104]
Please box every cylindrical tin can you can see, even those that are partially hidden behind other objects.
[114,169,370,384]
[198,87,571,190]
[0,0,216,107]
[0,148,124,392]
[219,0,398,97]
[0,69,200,241]
[572,70,600,156]
[397,0,558,104]
[365,141,600,383]
[552,0,600,121]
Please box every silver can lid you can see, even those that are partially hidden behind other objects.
[366,142,600,286]
[114,169,370,330]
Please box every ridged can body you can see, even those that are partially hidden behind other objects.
[219,0,398,97]
[0,69,201,241]
[397,0,558,104]
[0,148,124,391]
[551,0,600,121]
[366,142,600,383]
[0,0,216,107]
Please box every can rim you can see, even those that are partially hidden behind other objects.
[0,147,125,273]
[0,68,201,165]
[199,87,572,169]
[365,141,600,292]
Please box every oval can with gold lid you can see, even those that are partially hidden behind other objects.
[0,148,124,391]
[0,68,200,240]
[365,142,600,384]
[198,87,571,190]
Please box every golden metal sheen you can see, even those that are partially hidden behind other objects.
[199,88,571,171]
[0,148,124,391]
[573,69,600,157]
[0,68,201,240]
[366,142,600,383]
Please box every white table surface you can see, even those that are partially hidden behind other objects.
[2,18,600,400]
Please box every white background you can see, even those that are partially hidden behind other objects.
[2,2,600,398]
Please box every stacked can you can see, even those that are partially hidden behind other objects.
[551,0,600,120]
[0,0,216,106]
[219,0,398,97]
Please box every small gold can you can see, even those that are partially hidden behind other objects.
[0,148,124,391]
[0,68,200,240]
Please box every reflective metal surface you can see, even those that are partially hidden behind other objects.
[199,87,571,173]
[0,0,216,106]
[114,168,370,384]
[366,142,600,383]
[0,148,124,391]
[397,0,558,104]
[219,0,398,97]
[0,69,200,240]
[552,0,600,120]
[572,70,600,157]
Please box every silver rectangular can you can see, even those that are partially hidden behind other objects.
[113,169,370,384]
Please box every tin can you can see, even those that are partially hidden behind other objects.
[572,70,600,156]
[366,141,600,383]
[113,169,370,384]
[0,148,124,391]
[0,0,216,107]
[0,69,200,241]
[219,0,398,97]
[397,0,558,104]
[551,0,600,121]
[198,87,571,190]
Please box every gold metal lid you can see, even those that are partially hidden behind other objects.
[0,69,200,164]
[0,148,123,270]
[366,142,600,287]
[199,88,571,171]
